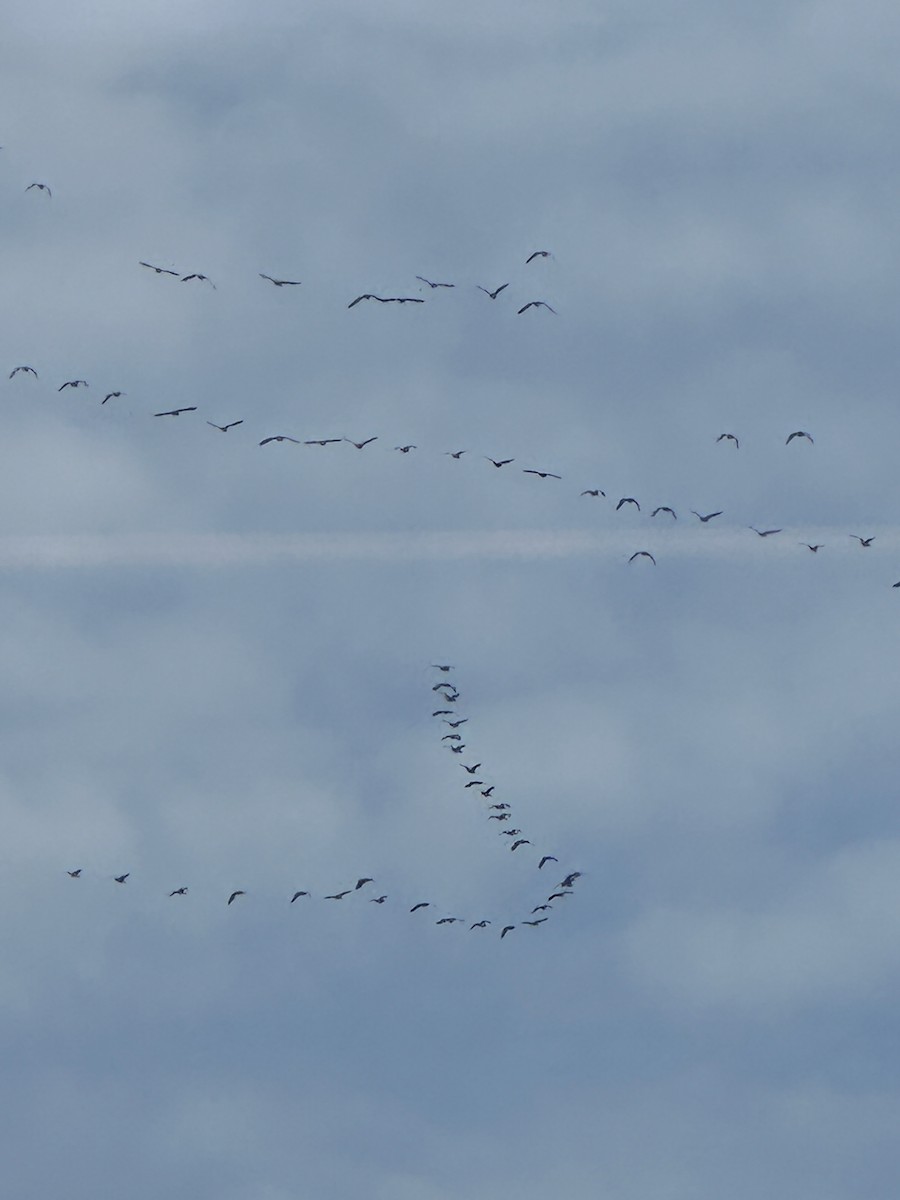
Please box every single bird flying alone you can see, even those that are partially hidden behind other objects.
[169,888,188,896]
[786,430,814,445]
[716,433,739,448]
[227,890,245,905]
[26,182,51,197]
[629,551,656,565]
[67,869,82,878]
[290,891,309,903]
[114,874,129,884]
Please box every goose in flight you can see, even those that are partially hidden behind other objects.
[629,551,656,565]
[259,435,300,445]
[692,510,723,523]
[305,438,342,446]
[67,869,82,878]
[470,920,491,929]
[801,543,823,552]
[463,779,483,787]
[395,444,417,453]
[114,874,130,884]
[169,887,188,896]
[181,273,216,287]
[370,895,388,903]
[259,274,301,286]
[443,719,467,728]
[477,284,508,299]
[140,261,179,276]
[58,380,88,391]
[523,469,562,479]
[500,829,522,836]
[538,855,558,869]
[355,878,373,890]
[441,733,462,742]
[347,293,424,307]
[207,420,243,432]
[581,489,606,497]
[616,497,640,512]
[716,433,739,448]
[348,293,384,308]
[9,366,38,378]
[432,709,453,716]
[26,182,51,197]
[449,743,466,753]
[485,457,514,467]
[851,535,874,546]
[227,890,245,905]
[155,407,197,417]
[433,681,456,693]
[325,890,352,900]
[532,904,552,913]
[489,803,511,811]
[489,812,511,821]
[345,436,377,449]
[500,925,516,938]
[410,902,430,912]
[416,276,454,288]
[652,506,677,519]
[522,918,548,926]
[526,250,551,263]
[750,527,781,537]
[290,891,310,903]
[547,891,573,901]
[517,301,556,314]
[462,763,482,774]
[786,430,814,445]
[102,392,125,404]
[436,917,462,924]
[446,449,466,459]
[560,871,582,888]
[481,787,495,797]
[510,839,531,851]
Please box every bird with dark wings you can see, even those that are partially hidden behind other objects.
[140,262,179,276]
[525,250,551,263]
[25,182,51,197]
[616,497,640,512]
[155,407,197,417]
[523,469,562,479]
[716,433,739,448]
[485,457,514,468]
[477,284,508,299]
[9,366,38,379]
[58,380,88,391]
[517,301,556,314]
[259,274,301,286]
[207,420,243,432]
[102,392,125,404]
[344,436,377,449]
[181,273,216,288]
[786,430,814,445]
[259,435,300,445]
[629,551,656,565]
[692,510,723,523]
[304,438,342,446]
[416,276,454,288]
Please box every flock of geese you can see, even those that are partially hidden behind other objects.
[61,668,582,938]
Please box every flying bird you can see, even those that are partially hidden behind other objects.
[433,682,456,692]
[443,719,467,728]
[432,710,453,717]
[325,890,352,900]
[489,813,511,821]
[652,506,677,519]
[344,437,377,449]
[114,874,129,884]
[383,297,424,304]
[786,431,814,445]
[510,839,531,851]
[485,457,514,467]
[445,450,466,458]
[517,301,556,314]
[140,262,179,276]
[470,920,491,929]
[522,918,548,926]
[560,872,582,888]
[26,182,51,197]
[290,891,310,903]
[501,829,522,836]
[370,895,388,903]
[477,284,508,299]
[441,733,462,741]
[449,744,466,753]
[532,904,552,913]
[432,664,454,672]
[481,787,495,798]
[181,273,216,287]
[801,543,823,552]
[616,497,640,512]
[304,438,342,446]
[155,407,197,417]
[416,276,454,288]
[355,878,373,890]
[692,510,723,523]
[102,392,125,404]
[227,890,245,905]
[259,435,300,444]
[629,551,656,565]
[525,250,551,263]
[67,869,82,878]
[851,535,874,546]
[489,803,510,811]
[58,380,87,391]
[463,779,483,787]
[750,527,782,537]
[169,888,188,896]
[538,856,558,869]
[547,891,573,901]
[9,366,38,378]
[523,469,562,479]
[436,917,462,924]
[259,274,301,286]
[462,763,481,774]
[395,444,417,453]
[410,902,430,912]
[716,433,739,448]
[500,925,516,938]
[348,294,384,308]
[207,420,243,431]
[581,489,606,497]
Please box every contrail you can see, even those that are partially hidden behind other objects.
[0,528,894,569]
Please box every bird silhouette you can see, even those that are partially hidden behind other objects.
[462,763,482,774]
[102,392,125,404]
[477,284,508,299]
[370,895,388,903]
[26,182,51,197]
[560,872,582,888]
[67,869,82,878]
[290,891,310,903]
[522,918,548,926]
[348,294,384,308]
[523,469,561,479]
[616,497,640,511]
[692,510,723,523]
[581,489,606,497]
[416,276,454,288]
[155,407,197,417]
[851,535,874,546]
[511,839,531,851]
[181,273,215,287]
[517,301,556,314]
[207,420,243,431]
[525,250,551,263]
[259,274,301,286]
[410,902,430,912]
[500,925,515,938]
[538,856,558,869]
[463,779,483,787]
[485,457,514,467]
[114,874,129,884]
[547,891,572,901]
[489,813,511,821]
[58,380,88,391]
[786,431,814,445]
[446,450,467,458]
[629,551,656,565]
[344,437,377,449]
[716,433,739,448]
[651,506,677,519]
[259,435,300,445]
[9,366,38,379]
[355,878,373,890]
[325,890,352,900]
[481,787,495,797]
[395,445,417,453]
[470,920,491,929]
[532,904,552,913]
[169,888,188,896]
[750,527,782,537]
[227,890,245,905]
[304,438,342,446]
[436,917,462,924]
[801,543,823,552]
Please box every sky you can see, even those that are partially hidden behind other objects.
[2,1,900,1197]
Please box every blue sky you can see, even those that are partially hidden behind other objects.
[2,2,900,1197]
